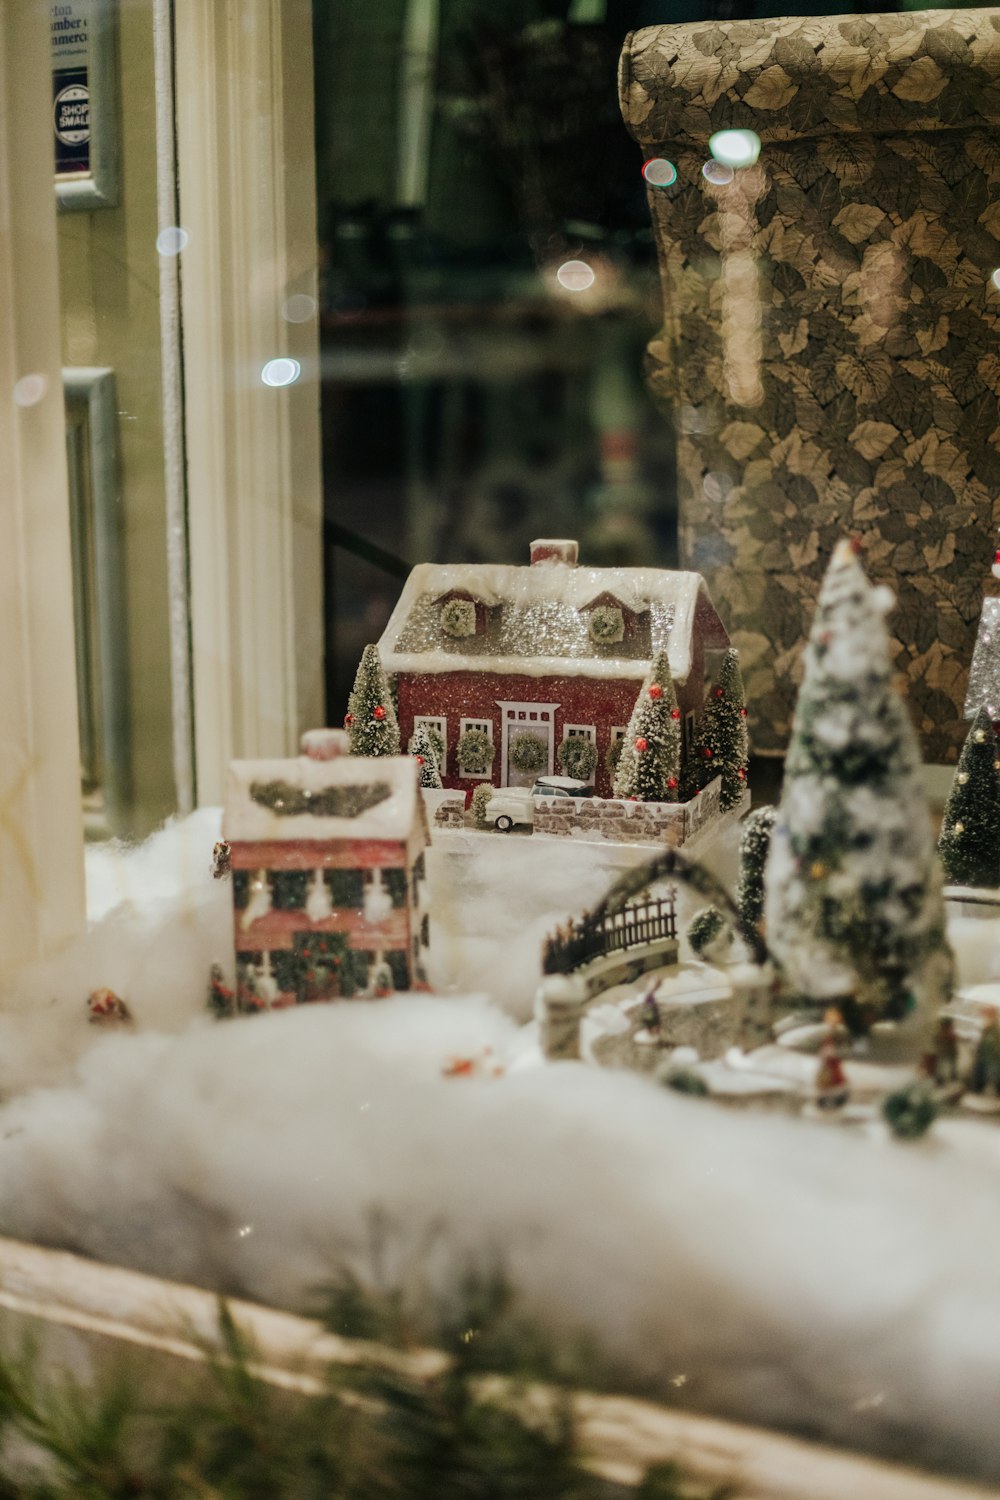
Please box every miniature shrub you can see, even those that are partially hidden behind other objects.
[472,783,494,827]
[882,1082,937,1140]
[557,736,597,782]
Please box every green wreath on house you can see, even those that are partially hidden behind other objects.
[440,598,477,638]
[587,605,624,645]
[508,731,547,776]
[557,736,597,782]
[456,726,494,776]
[606,737,624,776]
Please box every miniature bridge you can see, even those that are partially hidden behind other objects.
[542,892,678,979]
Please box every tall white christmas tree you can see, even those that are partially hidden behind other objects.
[764,540,952,1038]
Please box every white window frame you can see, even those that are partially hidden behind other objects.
[458,717,493,779]
[413,714,447,773]
[562,724,597,784]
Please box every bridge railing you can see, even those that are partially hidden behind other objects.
[542,891,678,977]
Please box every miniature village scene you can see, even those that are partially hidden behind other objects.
[197,535,1000,1142]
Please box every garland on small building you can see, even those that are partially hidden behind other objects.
[508,731,547,776]
[249,780,391,819]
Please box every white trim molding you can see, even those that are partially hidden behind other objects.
[174,0,324,806]
[0,0,86,967]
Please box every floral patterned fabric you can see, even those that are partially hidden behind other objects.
[619,11,1000,761]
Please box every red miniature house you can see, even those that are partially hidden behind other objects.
[378,539,731,798]
[222,745,430,1011]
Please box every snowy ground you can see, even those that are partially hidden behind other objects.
[3,814,1000,1479]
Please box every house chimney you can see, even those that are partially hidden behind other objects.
[530,538,578,567]
[301,728,349,760]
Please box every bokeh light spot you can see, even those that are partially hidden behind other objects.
[709,129,761,168]
[156,226,189,256]
[282,293,317,323]
[13,374,47,407]
[556,259,595,292]
[991,268,1000,291]
[703,160,735,186]
[642,157,678,188]
[261,357,301,387]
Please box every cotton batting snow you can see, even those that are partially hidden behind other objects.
[2,813,1000,1480]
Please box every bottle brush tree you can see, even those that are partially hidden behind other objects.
[938,708,1000,889]
[613,651,681,801]
[736,805,776,940]
[763,540,953,1038]
[345,645,400,756]
[409,722,443,789]
[691,648,749,810]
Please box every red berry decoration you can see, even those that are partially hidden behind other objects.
[635,736,648,752]
[373,705,386,720]
[344,712,354,726]
[648,684,663,699]
[715,687,724,698]
[667,776,678,789]
[704,747,713,758]
[671,708,681,720]
[737,767,747,779]
[741,708,748,718]
[415,755,424,765]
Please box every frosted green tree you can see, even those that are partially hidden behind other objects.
[690,648,749,810]
[764,541,952,1038]
[409,722,443,789]
[345,645,400,756]
[613,651,681,801]
[736,805,776,939]
[938,708,1000,889]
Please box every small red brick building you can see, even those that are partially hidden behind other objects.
[378,539,731,798]
[222,737,430,1010]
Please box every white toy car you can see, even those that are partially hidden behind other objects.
[487,775,595,832]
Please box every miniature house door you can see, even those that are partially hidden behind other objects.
[498,702,558,786]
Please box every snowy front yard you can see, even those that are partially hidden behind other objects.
[1,811,1000,1480]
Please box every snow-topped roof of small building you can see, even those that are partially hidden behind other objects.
[223,754,424,843]
[964,597,1000,719]
[378,548,729,683]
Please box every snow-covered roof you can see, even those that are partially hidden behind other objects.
[223,755,424,843]
[378,561,729,683]
[964,596,1000,719]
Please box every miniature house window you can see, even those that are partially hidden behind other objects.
[458,718,494,778]
[420,913,430,947]
[559,725,597,784]
[384,869,408,908]
[684,712,696,759]
[607,726,627,778]
[439,596,477,638]
[587,604,625,645]
[325,868,365,907]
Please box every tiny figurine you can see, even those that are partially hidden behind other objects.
[207,962,236,1019]
[638,981,661,1035]
[212,840,232,880]
[87,988,133,1027]
[970,1007,1000,1098]
[815,1015,849,1111]
[929,1015,960,1087]
[222,729,430,1011]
